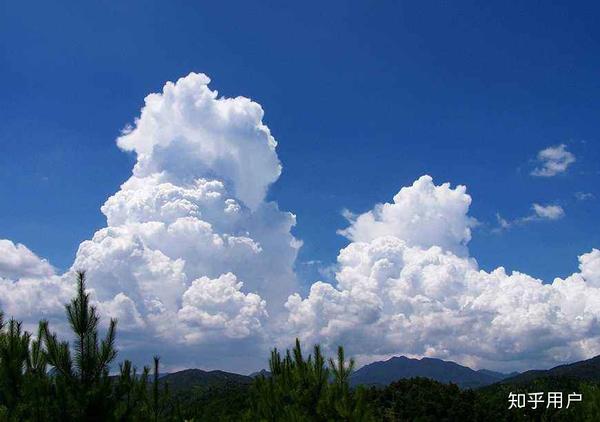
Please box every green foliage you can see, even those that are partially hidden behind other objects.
[0,315,56,420]
[573,383,600,421]
[173,382,251,421]
[366,377,487,421]
[113,360,152,421]
[0,316,29,414]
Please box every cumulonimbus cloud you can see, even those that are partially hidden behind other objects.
[0,74,599,373]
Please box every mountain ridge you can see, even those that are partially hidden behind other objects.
[349,355,515,389]
[502,354,600,384]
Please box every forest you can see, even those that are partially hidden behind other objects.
[1,272,599,421]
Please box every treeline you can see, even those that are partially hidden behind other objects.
[1,271,600,421]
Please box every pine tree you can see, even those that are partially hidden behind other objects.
[43,271,118,421]
[327,346,370,421]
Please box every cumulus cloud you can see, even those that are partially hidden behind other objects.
[338,175,476,255]
[177,273,267,341]
[531,144,576,177]
[0,240,73,330]
[286,176,600,371]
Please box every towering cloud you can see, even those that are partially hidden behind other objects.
[71,73,301,370]
[1,73,300,371]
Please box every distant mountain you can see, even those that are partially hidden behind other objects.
[350,356,515,389]
[159,369,253,392]
[477,369,518,380]
[502,355,600,385]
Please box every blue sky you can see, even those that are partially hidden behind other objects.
[1,0,599,289]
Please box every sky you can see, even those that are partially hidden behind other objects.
[1,1,600,373]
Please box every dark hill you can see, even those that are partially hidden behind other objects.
[350,356,514,389]
[159,369,253,392]
[502,355,600,385]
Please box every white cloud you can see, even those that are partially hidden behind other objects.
[531,144,576,177]
[115,73,281,211]
[532,203,565,220]
[177,273,267,341]
[0,239,55,279]
[495,203,565,231]
[0,275,73,322]
[0,240,73,331]
[578,249,600,287]
[285,176,600,372]
[338,175,476,255]
[96,292,146,331]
